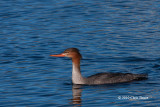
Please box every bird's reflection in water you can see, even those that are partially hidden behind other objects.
[69,84,114,106]
[70,84,83,106]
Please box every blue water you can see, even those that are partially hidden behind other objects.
[0,0,160,106]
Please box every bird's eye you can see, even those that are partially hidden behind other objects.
[65,51,69,53]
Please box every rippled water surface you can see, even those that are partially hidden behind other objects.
[0,0,160,106]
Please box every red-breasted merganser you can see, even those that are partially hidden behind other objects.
[50,48,147,85]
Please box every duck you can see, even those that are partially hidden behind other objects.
[50,48,147,85]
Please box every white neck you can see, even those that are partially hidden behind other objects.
[72,62,85,84]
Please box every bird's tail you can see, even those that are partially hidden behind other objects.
[135,74,148,80]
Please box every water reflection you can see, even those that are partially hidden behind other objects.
[70,84,82,106]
